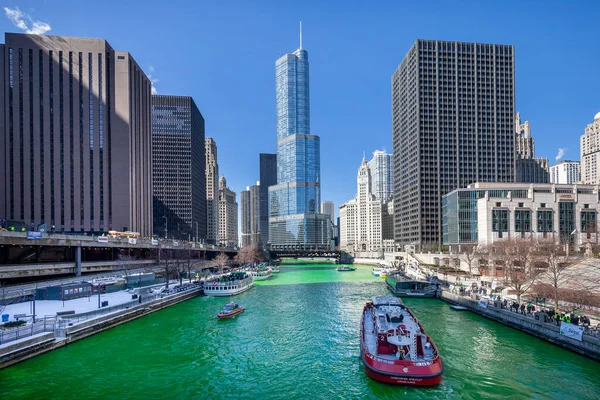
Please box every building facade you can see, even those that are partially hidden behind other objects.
[259,153,276,248]
[367,150,393,202]
[392,39,516,250]
[580,112,600,184]
[151,95,206,240]
[515,112,550,184]
[240,183,260,247]
[218,176,238,247]
[205,137,219,244]
[550,161,580,184]
[442,182,599,249]
[339,158,382,253]
[268,35,331,250]
[321,201,335,224]
[0,33,152,235]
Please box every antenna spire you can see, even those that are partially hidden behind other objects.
[300,21,303,49]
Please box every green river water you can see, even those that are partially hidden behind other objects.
[1,261,599,399]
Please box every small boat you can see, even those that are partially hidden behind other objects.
[386,272,439,298]
[271,264,280,273]
[217,302,244,319]
[371,267,386,277]
[336,265,356,272]
[449,304,468,311]
[204,272,254,297]
[361,296,443,386]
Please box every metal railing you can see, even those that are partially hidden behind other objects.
[0,316,57,345]
[58,283,203,327]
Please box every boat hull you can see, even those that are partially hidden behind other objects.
[204,282,254,297]
[386,279,438,298]
[360,342,443,386]
[217,308,244,319]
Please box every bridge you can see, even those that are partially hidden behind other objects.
[269,249,341,263]
[0,232,238,282]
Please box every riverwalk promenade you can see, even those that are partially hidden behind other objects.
[0,282,204,369]
[439,290,600,361]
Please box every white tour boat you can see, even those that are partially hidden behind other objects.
[204,272,254,296]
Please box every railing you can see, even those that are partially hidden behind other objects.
[58,283,203,327]
[0,316,57,345]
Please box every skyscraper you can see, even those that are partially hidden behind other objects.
[550,161,580,184]
[393,39,515,250]
[581,112,600,184]
[218,176,238,247]
[151,95,206,240]
[241,182,260,247]
[339,157,382,253]
[321,201,335,224]
[367,150,393,202]
[205,137,219,244]
[0,33,152,235]
[259,153,276,247]
[268,25,331,250]
[514,112,549,184]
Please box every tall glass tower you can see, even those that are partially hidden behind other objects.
[268,25,331,250]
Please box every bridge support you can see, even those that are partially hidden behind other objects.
[75,246,82,277]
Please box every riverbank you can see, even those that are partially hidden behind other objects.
[438,290,600,362]
[0,286,202,369]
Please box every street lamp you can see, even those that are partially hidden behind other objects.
[163,215,168,239]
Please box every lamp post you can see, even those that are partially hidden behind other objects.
[163,215,168,239]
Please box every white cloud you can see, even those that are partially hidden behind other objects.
[555,147,567,161]
[4,7,51,35]
[146,64,159,95]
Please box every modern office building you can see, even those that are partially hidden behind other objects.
[151,95,206,240]
[442,182,599,249]
[240,182,260,247]
[218,176,238,247]
[0,33,152,235]
[367,150,393,202]
[268,29,331,250]
[339,157,383,253]
[205,137,219,244]
[515,112,549,184]
[392,39,516,250]
[321,201,335,224]
[240,189,251,247]
[259,153,276,247]
[550,161,580,184]
[580,112,600,184]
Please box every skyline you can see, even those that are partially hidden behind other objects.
[2,1,600,219]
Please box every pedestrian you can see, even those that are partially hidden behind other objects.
[520,304,525,314]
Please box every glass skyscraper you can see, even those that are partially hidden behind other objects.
[268,32,331,250]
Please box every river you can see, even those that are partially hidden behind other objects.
[1,261,599,399]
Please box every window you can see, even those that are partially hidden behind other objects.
[581,211,597,237]
[515,209,531,234]
[495,202,501,207]
[540,203,546,208]
[492,209,508,233]
[518,203,524,208]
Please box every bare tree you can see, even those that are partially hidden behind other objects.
[536,239,574,310]
[490,239,539,303]
[461,244,479,277]
[214,252,229,274]
[117,252,137,282]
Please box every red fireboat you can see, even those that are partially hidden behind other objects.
[360,296,443,386]
[217,302,244,319]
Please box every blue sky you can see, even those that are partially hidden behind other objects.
[2,0,600,220]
